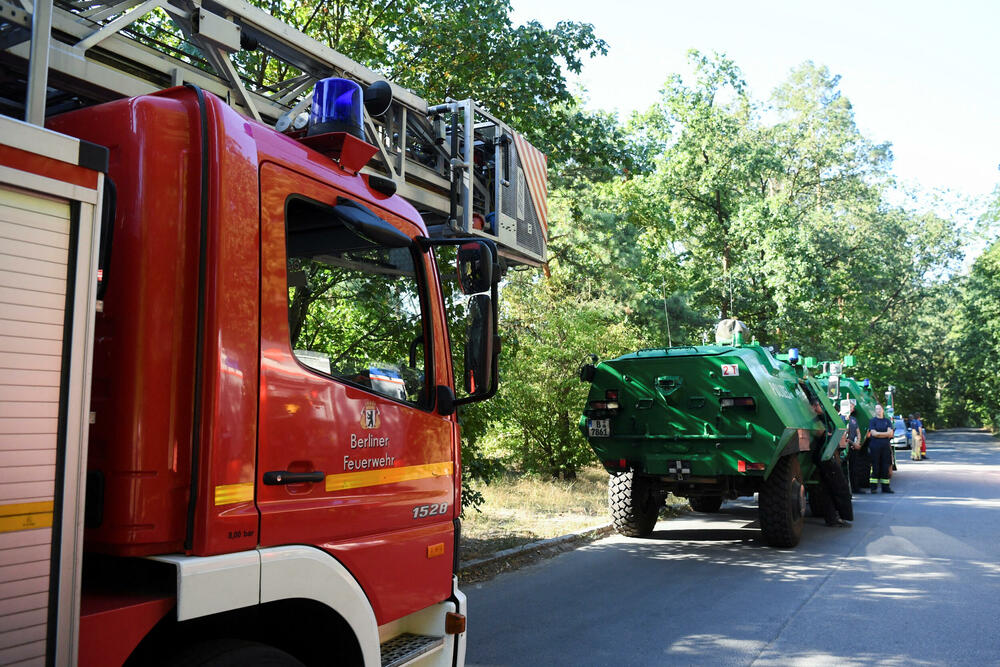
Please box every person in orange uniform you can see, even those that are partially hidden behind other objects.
[908,414,922,461]
[915,413,928,459]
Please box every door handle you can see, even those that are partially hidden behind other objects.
[263,470,325,485]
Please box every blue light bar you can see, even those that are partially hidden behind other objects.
[788,347,800,365]
[308,77,364,140]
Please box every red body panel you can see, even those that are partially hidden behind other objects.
[0,143,99,189]
[79,592,173,666]
[46,86,462,633]
[186,96,261,556]
[49,95,204,555]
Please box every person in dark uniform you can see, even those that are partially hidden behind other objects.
[866,404,894,493]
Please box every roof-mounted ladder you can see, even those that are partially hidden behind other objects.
[0,0,547,266]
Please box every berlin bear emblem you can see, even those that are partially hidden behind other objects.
[362,400,381,429]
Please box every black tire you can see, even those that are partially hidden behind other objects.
[819,458,854,521]
[758,455,805,548]
[608,471,660,537]
[165,640,305,667]
[850,446,871,492]
[689,495,723,513]
[807,485,830,518]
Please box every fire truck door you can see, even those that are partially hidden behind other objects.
[256,163,456,622]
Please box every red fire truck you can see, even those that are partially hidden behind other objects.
[0,1,548,665]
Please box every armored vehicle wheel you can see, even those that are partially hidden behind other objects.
[758,455,805,548]
[609,471,660,537]
[816,458,853,521]
[807,485,829,518]
[851,447,871,493]
[689,495,723,513]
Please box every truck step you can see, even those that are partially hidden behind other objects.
[380,633,444,667]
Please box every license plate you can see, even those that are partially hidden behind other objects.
[588,419,610,437]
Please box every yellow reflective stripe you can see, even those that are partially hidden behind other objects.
[326,462,454,492]
[0,501,54,533]
[214,482,254,506]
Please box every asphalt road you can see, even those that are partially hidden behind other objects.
[465,429,1000,666]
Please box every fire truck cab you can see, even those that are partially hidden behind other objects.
[1,83,501,666]
[2,0,550,660]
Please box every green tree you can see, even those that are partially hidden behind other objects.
[632,51,777,323]
[488,268,646,479]
[948,214,1000,429]
[560,53,966,431]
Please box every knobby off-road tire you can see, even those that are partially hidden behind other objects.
[689,495,723,513]
[807,484,831,519]
[758,455,805,548]
[816,457,853,521]
[609,471,660,537]
[850,445,871,493]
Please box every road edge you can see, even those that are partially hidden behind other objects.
[459,524,614,581]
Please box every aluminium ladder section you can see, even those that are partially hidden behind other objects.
[0,0,547,266]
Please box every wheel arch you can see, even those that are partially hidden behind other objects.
[125,597,365,666]
[140,546,379,666]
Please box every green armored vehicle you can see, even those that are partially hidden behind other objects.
[579,321,850,548]
[813,357,877,428]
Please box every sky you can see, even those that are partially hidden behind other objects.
[510,0,999,244]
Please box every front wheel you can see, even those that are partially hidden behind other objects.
[758,455,805,548]
[163,640,305,666]
[608,471,660,537]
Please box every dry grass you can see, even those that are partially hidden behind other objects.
[460,466,688,562]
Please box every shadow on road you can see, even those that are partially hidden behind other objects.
[644,503,762,543]
[466,429,1000,666]
[644,527,760,542]
[573,428,1000,590]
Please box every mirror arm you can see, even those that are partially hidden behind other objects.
[408,334,423,368]
[436,385,456,416]
[419,236,498,264]
[414,235,433,253]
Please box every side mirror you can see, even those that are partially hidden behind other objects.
[457,242,493,294]
[579,364,596,383]
[462,294,495,395]
[423,236,500,409]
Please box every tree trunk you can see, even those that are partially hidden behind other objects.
[555,410,576,480]
[717,188,730,319]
